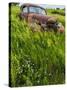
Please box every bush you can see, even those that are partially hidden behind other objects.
[51,10,65,16]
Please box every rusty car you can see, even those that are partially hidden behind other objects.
[19,3,64,32]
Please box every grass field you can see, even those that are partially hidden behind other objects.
[9,5,65,87]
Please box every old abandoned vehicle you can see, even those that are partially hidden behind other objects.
[19,3,64,32]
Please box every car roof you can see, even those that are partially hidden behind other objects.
[20,3,45,10]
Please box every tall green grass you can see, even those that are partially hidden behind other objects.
[9,5,65,87]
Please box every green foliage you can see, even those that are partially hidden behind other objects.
[47,9,65,16]
[9,5,65,87]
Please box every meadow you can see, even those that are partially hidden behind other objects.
[9,5,65,87]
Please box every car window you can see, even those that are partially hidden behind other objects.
[29,6,46,15]
[23,7,28,13]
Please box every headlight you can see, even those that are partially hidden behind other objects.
[57,23,62,28]
[57,23,64,32]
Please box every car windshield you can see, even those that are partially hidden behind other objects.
[29,6,46,15]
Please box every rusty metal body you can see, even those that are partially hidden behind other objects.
[19,3,64,32]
